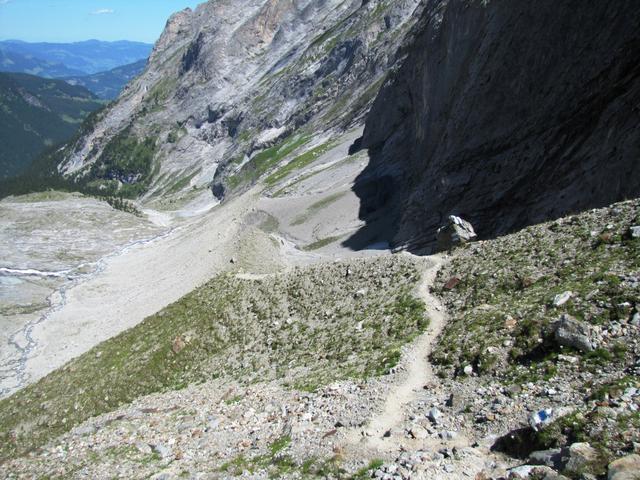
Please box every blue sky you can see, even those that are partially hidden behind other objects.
[0,0,203,43]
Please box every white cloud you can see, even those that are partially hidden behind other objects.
[0,0,12,5]
[90,8,115,15]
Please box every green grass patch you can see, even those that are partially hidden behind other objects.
[432,200,640,378]
[351,459,384,479]
[302,235,343,251]
[258,213,279,233]
[165,168,200,195]
[224,394,244,405]
[227,135,311,190]
[272,151,366,198]
[269,435,291,455]
[265,140,334,187]
[85,128,157,198]
[291,191,349,226]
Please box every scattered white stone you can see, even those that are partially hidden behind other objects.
[553,291,573,307]
[439,430,458,440]
[428,407,442,424]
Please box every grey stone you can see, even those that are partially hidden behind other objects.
[608,454,640,480]
[439,430,457,440]
[508,466,535,478]
[554,314,594,352]
[73,424,97,436]
[529,449,563,469]
[436,215,477,251]
[428,407,442,424]
[563,442,598,474]
[151,473,176,480]
[509,466,570,480]
[152,443,173,459]
[553,291,573,307]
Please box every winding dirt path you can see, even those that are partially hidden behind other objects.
[345,253,449,451]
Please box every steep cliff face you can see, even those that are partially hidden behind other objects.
[55,0,420,206]
[356,0,640,252]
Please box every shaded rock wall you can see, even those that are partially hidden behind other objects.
[355,0,640,252]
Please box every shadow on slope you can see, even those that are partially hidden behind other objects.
[345,0,640,254]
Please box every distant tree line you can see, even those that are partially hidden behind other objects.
[0,106,152,217]
[102,196,142,216]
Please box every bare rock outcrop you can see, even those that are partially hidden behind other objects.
[355,0,640,252]
[55,0,421,202]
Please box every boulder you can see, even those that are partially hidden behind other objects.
[509,465,569,480]
[563,442,598,474]
[553,314,594,352]
[408,425,429,440]
[529,448,563,469]
[553,291,573,307]
[436,215,477,251]
[608,454,640,480]
[428,407,442,424]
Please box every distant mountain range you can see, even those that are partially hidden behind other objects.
[0,72,104,179]
[64,59,147,100]
[0,40,151,98]
[0,40,153,76]
[0,48,85,78]
[0,40,151,180]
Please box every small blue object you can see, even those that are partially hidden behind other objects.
[529,408,554,431]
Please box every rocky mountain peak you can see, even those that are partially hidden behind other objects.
[55,0,420,208]
[150,8,194,64]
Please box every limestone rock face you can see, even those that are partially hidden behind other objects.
[55,0,421,202]
[356,0,640,252]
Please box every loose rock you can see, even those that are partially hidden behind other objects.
[608,454,640,480]
[553,314,594,352]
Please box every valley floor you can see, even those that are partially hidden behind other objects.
[0,126,378,398]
